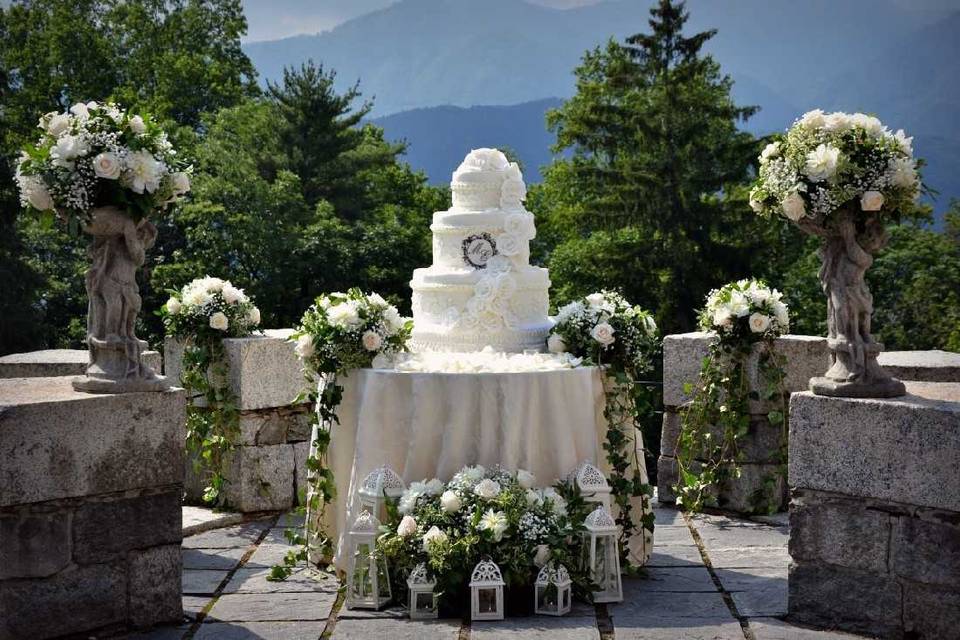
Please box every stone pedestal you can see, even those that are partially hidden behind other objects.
[0,378,185,639]
[788,382,960,639]
[0,349,162,379]
[165,329,311,512]
[657,332,829,513]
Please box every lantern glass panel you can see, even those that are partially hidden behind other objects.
[415,592,435,613]
[537,583,559,613]
[478,588,497,614]
[562,589,570,609]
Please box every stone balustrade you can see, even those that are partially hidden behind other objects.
[0,348,162,379]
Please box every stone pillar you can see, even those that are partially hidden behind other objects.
[0,377,185,639]
[164,329,311,512]
[658,332,828,512]
[0,349,161,379]
[788,382,960,639]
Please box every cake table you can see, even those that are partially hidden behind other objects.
[323,365,653,569]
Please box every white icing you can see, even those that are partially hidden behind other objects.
[411,148,550,353]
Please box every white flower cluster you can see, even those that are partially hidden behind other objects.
[391,345,582,374]
[550,291,656,355]
[751,109,920,223]
[700,279,788,340]
[165,276,261,334]
[293,291,407,361]
[16,101,189,219]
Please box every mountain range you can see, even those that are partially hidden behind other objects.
[243,0,960,219]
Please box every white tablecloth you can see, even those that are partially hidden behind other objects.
[315,366,652,569]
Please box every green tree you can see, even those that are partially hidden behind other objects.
[534,0,790,332]
[0,0,258,354]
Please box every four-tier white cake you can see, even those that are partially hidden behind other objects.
[410,148,553,353]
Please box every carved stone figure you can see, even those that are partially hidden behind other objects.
[798,210,905,398]
[73,206,171,393]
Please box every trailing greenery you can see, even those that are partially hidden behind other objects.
[673,279,789,514]
[268,289,411,581]
[548,291,659,564]
[162,276,261,505]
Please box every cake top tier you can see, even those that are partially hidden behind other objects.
[451,148,527,212]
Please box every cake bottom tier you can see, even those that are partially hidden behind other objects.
[410,322,552,354]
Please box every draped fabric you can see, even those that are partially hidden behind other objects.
[322,367,652,569]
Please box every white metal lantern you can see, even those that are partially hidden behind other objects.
[406,562,438,619]
[358,465,406,521]
[345,510,392,610]
[582,506,623,603]
[568,461,612,511]
[469,559,505,621]
[534,562,572,616]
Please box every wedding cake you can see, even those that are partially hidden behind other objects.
[410,148,552,353]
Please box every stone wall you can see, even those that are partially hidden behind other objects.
[0,348,162,379]
[165,329,312,512]
[657,332,828,513]
[788,382,960,639]
[0,377,185,639]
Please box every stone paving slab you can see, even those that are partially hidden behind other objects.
[183,547,248,571]
[193,621,326,639]
[182,569,230,595]
[646,544,705,568]
[118,624,191,640]
[183,506,244,536]
[687,513,789,548]
[472,616,600,639]
[221,566,338,594]
[652,525,698,546]
[609,590,732,619]
[631,567,717,592]
[612,618,746,640]
[336,604,409,619]
[183,595,210,620]
[206,592,336,622]
[652,507,686,526]
[181,520,272,549]
[275,512,306,528]
[245,543,296,568]
[748,617,872,639]
[331,617,461,639]
[706,547,790,569]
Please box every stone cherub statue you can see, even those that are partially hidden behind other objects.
[73,206,170,393]
[799,211,905,397]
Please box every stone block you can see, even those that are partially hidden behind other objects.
[892,509,960,588]
[237,406,312,446]
[293,440,311,506]
[787,562,902,639]
[72,489,182,563]
[788,490,893,574]
[164,329,309,410]
[662,332,828,408]
[222,444,296,512]
[655,455,785,513]
[0,510,72,579]
[0,561,127,639]
[903,581,960,640]
[656,455,677,504]
[789,382,960,512]
[0,377,185,507]
[660,409,785,464]
[0,348,161,379]
[129,544,183,627]
[878,349,960,383]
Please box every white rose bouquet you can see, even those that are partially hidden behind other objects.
[750,110,921,225]
[162,277,261,341]
[292,288,411,375]
[15,101,190,230]
[378,465,594,614]
[699,279,789,345]
[548,291,658,375]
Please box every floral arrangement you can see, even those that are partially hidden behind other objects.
[16,100,190,230]
[749,110,921,224]
[546,290,659,563]
[699,279,789,345]
[378,465,594,611]
[675,278,790,514]
[270,289,412,580]
[161,277,261,505]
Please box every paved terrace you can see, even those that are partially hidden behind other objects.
[119,505,870,640]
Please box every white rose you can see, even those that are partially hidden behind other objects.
[591,322,616,347]
[516,469,536,489]
[46,113,71,137]
[92,152,122,179]
[486,255,512,274]
[547,333,566,354]
[247,307,261,326]
[383,306,403,333]
[729,292,750,317]
[823,112,853,134]
[183,288,212,307]
[20,177,54,211]
[69,102,90,120]
[500,178,527,209]
[534,544,551,568]
[294,334,315,359]
[124,150,163,194]
[860,190,884,212]
[479,310,502,331]
[425,478,444,495]
[888,157,917,189]
[328,301,360,328]
[50,134,89,169]
[397,515,417,537]
[128,115,147,134]
[526,488,543,507]
[474,478,501,500]
[440,490,461,513]
[166,297,182,315]
[712,307,733,329]
[749,313,771,334]
[496,233,522,257]
[361,330,383,352]
[781,191,806,221]
[773,301,790,328]
[892,129,913,156]
[171,172,191,195]
[209,312,229,331]
[798,109,826,129]
[585,293,605,308]
[473,277,497,301]
[504,212,533,239]
[759,142,780,163]
[221,284,245,304]
[642,314,658,336]
[850,113,883,137]
[804,144,841,182]
[422,526,447,551]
